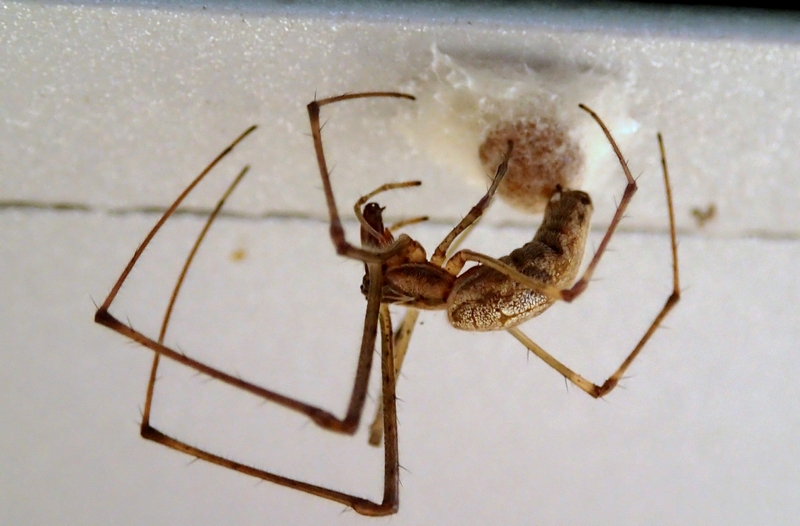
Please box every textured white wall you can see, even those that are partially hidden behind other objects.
[2,2,799,525]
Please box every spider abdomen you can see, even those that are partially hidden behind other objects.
[446,265,552,330]
[446,188,593,331]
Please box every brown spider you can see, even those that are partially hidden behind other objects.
[95,91,680,516]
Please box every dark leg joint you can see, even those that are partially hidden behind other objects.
[140,422,165,441]
[595,378,618,398]
[353,500,399,517]
[307,408,359,435]
[93,308,110,325]
[561,280,587,302]
[329,224,351,255]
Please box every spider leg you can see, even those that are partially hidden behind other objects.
[443,249,560,298]
[94,125,257,315]
[375,302,401,514]
[388,216,429,231]
[95,126,378,430]
[442,104,648,304]
[368,307,420,446]
[556,103,639,303]
[308,92,416,263]
[506,133,680,398]
[141,260,395,514]
[142,165,250,428]
[94,125,402,515]
[139,261,393,514]
[431,141,512,267]
[140,294,402,516]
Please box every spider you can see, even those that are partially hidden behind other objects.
[95,91,680,516]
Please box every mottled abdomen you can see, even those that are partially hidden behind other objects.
[447,189,593,331]
[447,262,553,330]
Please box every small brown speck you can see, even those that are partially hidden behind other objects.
[691,204,717,228]
[230,248,247,262]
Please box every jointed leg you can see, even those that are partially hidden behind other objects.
[141,263,400,516]
[388,216,429,231]
[96,127,378,432]
[136,165,372,495]
[368,307,420,446]
[557,104,639,302]
[431,141,513,266]
[142,165,250,428]
[441,104,645,305]
[443,249,562,299]
[141,262,400,516]
[375,303,401,514]
[142,264,395,515]
[308,92,416,263]
[507,133,680,398]
[95,126,402,515]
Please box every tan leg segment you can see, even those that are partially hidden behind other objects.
[557,104,638,303]
[506,132,680,399]
[431,142,512,266]
[368,308,420,446]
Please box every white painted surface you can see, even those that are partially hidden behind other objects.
[2,2,799,525]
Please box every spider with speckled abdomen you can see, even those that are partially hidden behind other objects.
[95,91,680,516]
